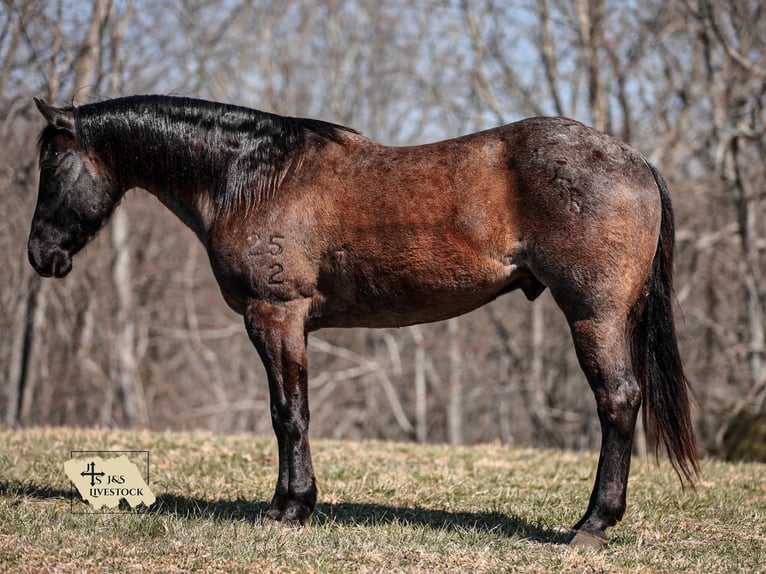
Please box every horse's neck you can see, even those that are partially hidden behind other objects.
[121,135,218,245]
[103,105,300,243]
[150,187,215,245]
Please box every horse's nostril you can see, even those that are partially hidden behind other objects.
[29,254,53,277]
[52,251,73,277]
[28,241,49,276]
[27,239,72,278]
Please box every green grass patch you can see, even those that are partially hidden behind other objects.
[1,427,763,573]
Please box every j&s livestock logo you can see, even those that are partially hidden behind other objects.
[64,451,155,512]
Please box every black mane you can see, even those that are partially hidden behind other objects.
[68,95,357,212]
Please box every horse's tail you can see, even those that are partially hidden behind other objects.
[630,161,699,484]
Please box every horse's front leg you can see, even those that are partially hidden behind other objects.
[244,298,316,526]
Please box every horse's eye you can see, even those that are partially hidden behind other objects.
[44,141,59,157]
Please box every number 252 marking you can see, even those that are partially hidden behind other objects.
[247,234,285,285]
[267,235,284,285]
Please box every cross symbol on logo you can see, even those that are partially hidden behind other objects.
[80,461,105,486]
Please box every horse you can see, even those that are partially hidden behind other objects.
[28,95,698,547]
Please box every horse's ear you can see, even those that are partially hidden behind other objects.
[34,98,75,135]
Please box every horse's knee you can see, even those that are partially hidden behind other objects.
[271,398,309,437]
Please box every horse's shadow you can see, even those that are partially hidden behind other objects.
[0,481,571,545]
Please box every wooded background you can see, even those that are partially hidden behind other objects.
[1,0,764,460]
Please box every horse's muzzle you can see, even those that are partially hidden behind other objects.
[28,239,73,278]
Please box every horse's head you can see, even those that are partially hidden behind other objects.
[28,99,119,278]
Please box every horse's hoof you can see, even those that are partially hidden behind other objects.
[263,516,304,529]
[262,513,303,529]
[262,507,284,523]
[570,530,609,549]
[282,502,312,527]
[262,505,311,527]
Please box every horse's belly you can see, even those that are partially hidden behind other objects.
[310,245,525,329]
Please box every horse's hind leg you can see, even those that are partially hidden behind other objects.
[560,307,642,547]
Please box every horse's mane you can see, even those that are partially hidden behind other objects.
[68,95,358,212]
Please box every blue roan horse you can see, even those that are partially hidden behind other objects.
[28,95,698,547]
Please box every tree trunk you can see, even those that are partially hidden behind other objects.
[574,0,608,132]
[110,207,148,426]
[107,0,146,427]
[4,0,72,427]
[411,326,428,443]
[447,318,463,445]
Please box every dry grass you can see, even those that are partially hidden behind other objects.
[1,427,764,573]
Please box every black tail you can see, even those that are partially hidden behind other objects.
[630,162,699,484]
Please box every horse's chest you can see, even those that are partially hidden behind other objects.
[207,232,315,313]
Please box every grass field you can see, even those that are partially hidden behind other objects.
[0,427,763,573]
